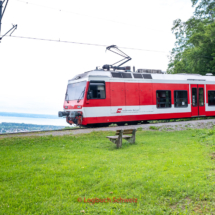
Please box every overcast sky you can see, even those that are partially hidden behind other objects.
[0,0,194,115]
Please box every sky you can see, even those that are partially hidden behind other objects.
[0,0,195,115]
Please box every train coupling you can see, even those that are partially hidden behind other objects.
[68,111,82,118]
[58,111,82,118]
[59,111,83,125]
[68,111,83,125]
[58,111,69,117]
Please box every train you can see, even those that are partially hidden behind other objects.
[58,46,215,127]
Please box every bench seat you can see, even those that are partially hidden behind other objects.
[106,135,132,139]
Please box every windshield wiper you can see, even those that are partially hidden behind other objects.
[65,92,69,103]
[77,88,86,103]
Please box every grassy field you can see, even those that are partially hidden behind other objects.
[1,129,215,214]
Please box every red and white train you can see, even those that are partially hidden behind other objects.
[59,68,215,127]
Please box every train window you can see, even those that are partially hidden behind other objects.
[199,88,204,106]
[156,90,171,108]
[66,81,86,101]
[192,88,197,107]
[111,72,123,78]
[87,82,106,99]
[121,73,132,78]
[133,73,143,79]
[111,72,132,78]
[143,74,152,79]
[208,91,215,106]
[174,91,188,108]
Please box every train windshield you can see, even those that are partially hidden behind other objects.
[66,81,86,101]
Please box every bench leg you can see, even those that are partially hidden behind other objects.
[116,130,123,148]
[127,129,136,144]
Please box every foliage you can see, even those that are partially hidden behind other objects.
[192,0,215,19]
[149,116,215,124]
[1,130,215,214]
[168,0,215,75]
[149,125,159,130]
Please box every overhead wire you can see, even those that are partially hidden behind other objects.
[14,0,167,33]
[7,35,169,53]
[7,35,215,60]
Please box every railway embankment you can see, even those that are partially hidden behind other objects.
[0,118,215,139]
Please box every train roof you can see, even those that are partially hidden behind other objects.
[69,69,215,83]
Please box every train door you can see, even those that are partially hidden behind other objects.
[125,82,140,112]
[110,81,126,114]
[198,84,205,116]
[191,84,205,116]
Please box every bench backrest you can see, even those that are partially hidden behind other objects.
[116,129,135,135]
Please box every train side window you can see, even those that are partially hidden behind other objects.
[208,91,215,106]
[192,88,197,107]
[156,90,171,108]
[87,82,106,99]
[199,88,204,106]
[174,91,188,108]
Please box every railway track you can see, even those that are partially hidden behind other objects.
[0,118,215,137]
[0,123,134,136]
[0,121,164,136]
[0,122,149,136]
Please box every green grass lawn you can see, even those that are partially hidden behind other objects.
[1,129,215,214]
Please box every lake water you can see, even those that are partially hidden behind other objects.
[0,116,69,126]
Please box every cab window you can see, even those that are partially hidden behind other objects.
[87,82,106,99]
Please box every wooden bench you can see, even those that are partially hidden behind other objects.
[106,129,137,148]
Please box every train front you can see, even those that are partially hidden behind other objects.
[58,79,87,126]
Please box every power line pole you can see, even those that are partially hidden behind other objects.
[0,0,17,42]
[0,0,3,36]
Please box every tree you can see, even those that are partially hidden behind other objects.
[167,0,215,75]
[192,0,215,21]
